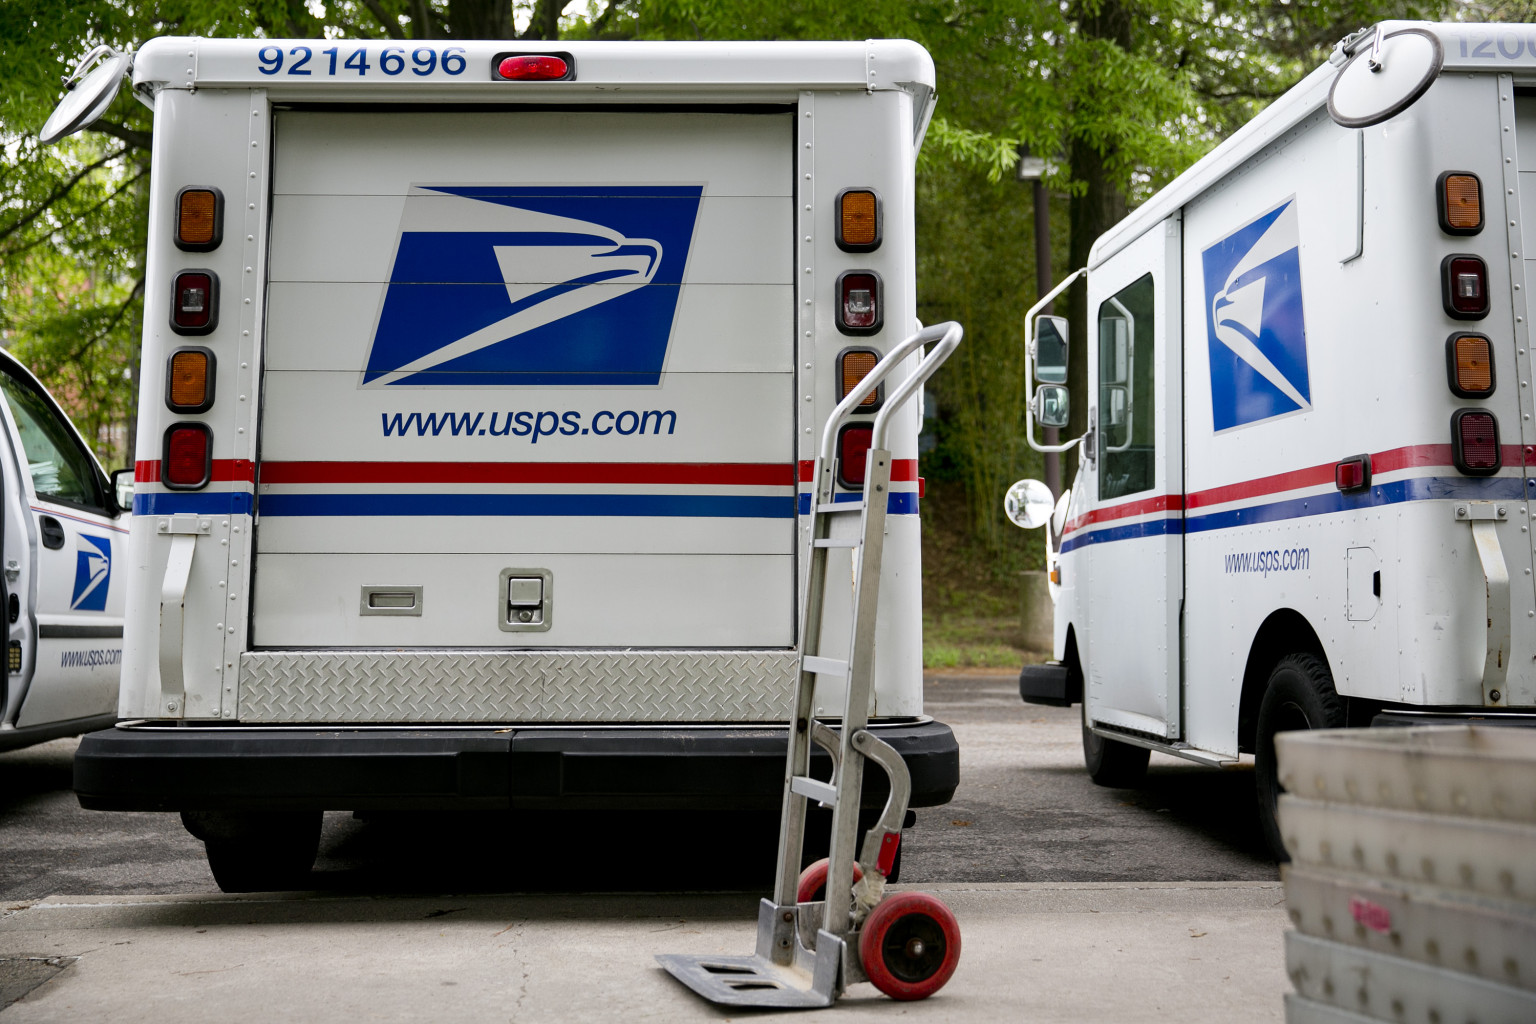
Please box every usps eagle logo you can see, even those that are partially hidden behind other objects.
[70,534,111,612]
[363,185,703,388]
[1201,197,1311,431]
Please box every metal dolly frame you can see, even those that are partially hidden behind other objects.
[659,321,964,1009]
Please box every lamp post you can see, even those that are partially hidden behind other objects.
[1017,146,1060,498]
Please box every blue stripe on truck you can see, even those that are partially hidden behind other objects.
[133,492,253,516]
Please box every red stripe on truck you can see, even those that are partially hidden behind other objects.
[798,459,917,482]
[258,461,797,486]
[136,459,254,483]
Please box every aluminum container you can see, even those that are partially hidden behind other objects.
[1286,930,1536,1023]
[1279,795,1536,905]
[1275,726,1536,823]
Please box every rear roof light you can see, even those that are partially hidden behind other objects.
[1452,409,1500,475]
[1442,255,1488,320]
[836,271,882,335]
[175,187,223,251]
[492,53,573,81]
[836,189,882,252]
[1447,333,1495,397]
[167,348,215,413]
[171,270,218,335]
[1335,454,1372,493]
[163,424,212,489]
[837,424,873,488]
[838,347,883,409]
[1438,172,1482,234]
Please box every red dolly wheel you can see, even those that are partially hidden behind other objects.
[859,891,961,1000]
[796,858,864,903]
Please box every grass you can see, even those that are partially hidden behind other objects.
[919,484,1047,670]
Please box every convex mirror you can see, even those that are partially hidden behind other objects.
[1004,478,1055,530]
[1034,315,1069,384]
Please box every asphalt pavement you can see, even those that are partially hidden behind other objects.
[0,671,1275,900]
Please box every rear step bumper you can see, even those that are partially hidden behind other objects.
[74,720,960,812]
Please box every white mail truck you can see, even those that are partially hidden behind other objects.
[44,37,958,890]
[0,350,132,752]
[1008,22,1536,858]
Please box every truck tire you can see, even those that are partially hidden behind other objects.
[184,810,323,893]
[1081,702,1150,788]
[1254,653,1344,862]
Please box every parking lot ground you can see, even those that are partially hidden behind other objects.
[0,881,1288,1022]
[0,672,1275,901]
[0,670,1290,1018]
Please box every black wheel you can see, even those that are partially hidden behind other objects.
[184,810,323,893]
[1254,653,1344,862]
[1082,701,1149,788]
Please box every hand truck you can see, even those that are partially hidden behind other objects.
[658,321,964,1008]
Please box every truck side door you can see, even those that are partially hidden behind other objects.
[1082,217,1185,740]
[0,365,125,729]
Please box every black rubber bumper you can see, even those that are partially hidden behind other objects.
[1020,662,1078,707]
[74,720,960,813]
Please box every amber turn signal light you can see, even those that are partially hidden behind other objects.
[1446,333,1495,397]
[176,187,224,252]
[836,189,882,252]
[167,347,215,413]
[1437,172,1482,235]
[838,348,882,409]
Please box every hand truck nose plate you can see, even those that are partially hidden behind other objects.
[656,898,845,1009]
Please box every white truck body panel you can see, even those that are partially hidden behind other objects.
[119,38,932,725]
[1050,23,1536,761]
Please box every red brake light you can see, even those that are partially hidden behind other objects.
[836,271,882,335]
[1452,410,1500,475]
[163,425,211,489]
[837,424,873,488]
[171,270,218,335]
[1335,455,1371,493]
[1442,255,1488,319]
[496,55,570,81]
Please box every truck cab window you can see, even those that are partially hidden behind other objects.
[1098,273,1155,500]
[0,370,105,510]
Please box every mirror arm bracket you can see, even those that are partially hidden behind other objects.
[1026,267,1088,454]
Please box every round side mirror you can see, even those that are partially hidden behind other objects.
[1004,479,1054,530]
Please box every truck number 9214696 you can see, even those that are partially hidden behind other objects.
[257,45,467,77]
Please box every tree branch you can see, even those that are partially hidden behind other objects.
[1200,86,1289,101]
[521,0,561,40]
[68,278,144,365]
[0,148,126,246]
[410,0,437,39]
[88,119,152,150]
[0,166,149,260]
[360,0,407,39]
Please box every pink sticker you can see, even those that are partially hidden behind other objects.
[1349,896,1391,933]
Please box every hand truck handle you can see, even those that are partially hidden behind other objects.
[872,322,961,450]
[816,321,963,476]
